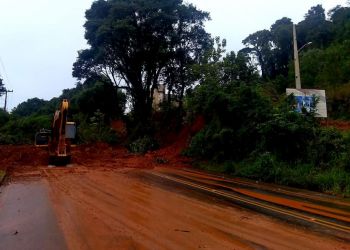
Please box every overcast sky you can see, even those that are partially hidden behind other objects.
[0,0,347,110]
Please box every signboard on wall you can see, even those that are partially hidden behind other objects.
[286,88,327,118]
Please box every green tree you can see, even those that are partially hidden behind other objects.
[73,0,211,130]
[0,109,9,127]
[289,40,350,88]
[186,83,272,161]
[193,37,258,87]
[270,17,293,77]
[193,37,227,85]
[297,5,333,49]
[242,18,294,81]
[221,51,258,83]
[75,80,126,121]
[161,3,213,112]
[329,6,350,42]
[12,98,48,117]
[242,30,275,80]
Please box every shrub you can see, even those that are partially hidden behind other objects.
[186,84,272,161]
[314,168,350,195]
[74,111,120,145]
[310,127,345,168]
[0,109,9,127]
[235,152,278,182]
[195,161,236,174]
[257,95,319,163]
[128,136,159,154]
[275,164,316,189]
[0,115,51,144]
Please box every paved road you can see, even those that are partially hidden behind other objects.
[0,166,349,250]
[0,179,67,250]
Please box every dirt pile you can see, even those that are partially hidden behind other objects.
[146,115,205,166]
[0,117,204,173]
[71,142,188,170]
[320,119,350,131]
[0,145,48,170]
[0,141,191,174]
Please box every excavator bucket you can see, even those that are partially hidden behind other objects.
[49,155,71,166]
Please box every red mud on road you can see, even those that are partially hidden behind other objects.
[0,144,349,249]
[44,167,350,250]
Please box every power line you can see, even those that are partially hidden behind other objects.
[0,56,14,111]
[0,56,11,88]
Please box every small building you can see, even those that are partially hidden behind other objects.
[152,84,166,111]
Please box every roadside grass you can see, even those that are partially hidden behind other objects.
[193,161,232,174]
[313,168,350,196]
[196,159,350,197]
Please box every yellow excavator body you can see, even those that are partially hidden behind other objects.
[35,99,76,165]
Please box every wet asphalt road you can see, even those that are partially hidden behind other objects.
[0,179,67,250]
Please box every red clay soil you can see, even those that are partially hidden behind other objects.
[0,145,48,171]
[320,119,350,131]
[72,116,203,169]
[151,115,205,163]
[110,120,128,137]
[0,142,190,175]
[0,116,200,173]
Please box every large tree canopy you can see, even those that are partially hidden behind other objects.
[242,29,274,80]
[11,98,48,117]
[297,5,333,49]
[270,17,293,78]
[241,5,336,83]
[73,0,211,124]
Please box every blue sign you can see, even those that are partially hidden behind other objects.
[295,95,313,113]
[286,88,327,118]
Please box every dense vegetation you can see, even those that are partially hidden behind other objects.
[182,4,350,195]
[185,80,350,195]
[2,1,350,194]
[0,80,126,144]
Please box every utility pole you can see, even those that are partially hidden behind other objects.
[4,89,13,112]
[293,24,301,89]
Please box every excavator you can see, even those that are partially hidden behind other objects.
[35,99,76,165]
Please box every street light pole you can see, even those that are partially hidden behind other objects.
[293,24,312,90]
[293,24,301,89]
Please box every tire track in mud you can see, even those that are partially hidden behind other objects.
[149,170,350,240]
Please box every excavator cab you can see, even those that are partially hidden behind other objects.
[35,129,51,147]
[65,122,77,140]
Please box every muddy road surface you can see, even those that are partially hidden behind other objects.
[1,163,350,250]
